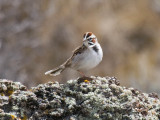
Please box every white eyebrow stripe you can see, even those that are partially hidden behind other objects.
[83,32,96,41]
[88,34,96,39]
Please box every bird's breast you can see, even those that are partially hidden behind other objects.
[71,46,103,71]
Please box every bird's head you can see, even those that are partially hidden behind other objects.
[83,32,98,47]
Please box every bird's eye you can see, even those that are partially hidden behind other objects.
[87,38,92,41]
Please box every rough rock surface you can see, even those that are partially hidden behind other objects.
[0,76,160,120]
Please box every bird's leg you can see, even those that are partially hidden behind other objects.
[77,70,86,77]
[77,70,93,83]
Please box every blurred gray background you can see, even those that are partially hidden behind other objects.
[0,0,160,95]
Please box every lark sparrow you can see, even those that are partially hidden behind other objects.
[45,32,103,76]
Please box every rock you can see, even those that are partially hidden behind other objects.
[0,76,160,120]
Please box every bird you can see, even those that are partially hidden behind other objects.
[45,32,103,76]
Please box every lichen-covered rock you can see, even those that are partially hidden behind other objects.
[0,77,160,120]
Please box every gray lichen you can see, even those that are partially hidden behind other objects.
[0,76,160,120]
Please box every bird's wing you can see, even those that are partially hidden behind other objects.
[64,45,87,67]
[72,45,87,57]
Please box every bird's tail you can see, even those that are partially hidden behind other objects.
[45,65,65,76]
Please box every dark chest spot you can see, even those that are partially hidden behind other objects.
[92,46,99,53]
